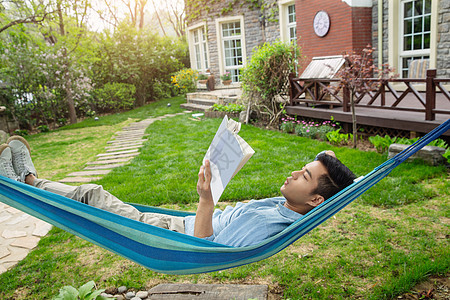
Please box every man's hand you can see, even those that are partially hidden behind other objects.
[197,160,213,202]
[194,160,214,238]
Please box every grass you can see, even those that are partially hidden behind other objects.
[0,97,448,299]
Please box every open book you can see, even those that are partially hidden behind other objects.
[203,116,255,204]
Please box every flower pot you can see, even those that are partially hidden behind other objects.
[198,80,208,84]
[222,80,232,85]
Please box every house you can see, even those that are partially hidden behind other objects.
[185,0,449,82]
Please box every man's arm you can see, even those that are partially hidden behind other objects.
[194,160,214,238]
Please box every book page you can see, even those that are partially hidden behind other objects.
[203,116,250,204]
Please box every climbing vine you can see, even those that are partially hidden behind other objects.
[186,0,279,25]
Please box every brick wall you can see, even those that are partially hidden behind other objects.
[296,0,372,74]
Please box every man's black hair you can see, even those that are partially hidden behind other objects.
[313,153,357,200]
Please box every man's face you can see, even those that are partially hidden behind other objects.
[280,160,328,213]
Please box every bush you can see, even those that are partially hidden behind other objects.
[211,103,245,113]
[326,129,353,146]
[171,68,198,95]
[92,82,136,113]
[241,41,301,125]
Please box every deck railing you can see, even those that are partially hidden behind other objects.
[288,69,450,121]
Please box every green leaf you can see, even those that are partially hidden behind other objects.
[78,281,96,298]
[52,286,79,300]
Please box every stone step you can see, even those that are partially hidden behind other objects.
[67,170,112,176]
[97,152,139,160]
[106,145,142,152]
[98,149,138,156]
[180,103,211,112]
[86,157,132,165]
[110,137,147,142]
[107,139,148,145]
[105,141,145,149]
[187,92,219,101]
[84,163,126,170]
[114,133,148,139]
[58,177,103,183]
[186,98,217,106]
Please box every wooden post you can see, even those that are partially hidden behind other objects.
[425,69,436,121]
[343,85,350,112]
[288,73,295,106]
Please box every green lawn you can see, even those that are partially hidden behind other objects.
[0,97,448,299]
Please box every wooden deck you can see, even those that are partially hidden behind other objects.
[285,104,450,137]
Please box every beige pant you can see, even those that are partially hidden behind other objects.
[34,179,185,233]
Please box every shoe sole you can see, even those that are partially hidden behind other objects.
[0,144,9,155]
[7,136,31,153]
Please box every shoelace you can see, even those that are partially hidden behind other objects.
[1,160,19,179]
[13,149,31,175]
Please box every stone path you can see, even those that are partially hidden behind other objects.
[0,111,189,274]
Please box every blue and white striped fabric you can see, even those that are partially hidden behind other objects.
[0,119,448,275]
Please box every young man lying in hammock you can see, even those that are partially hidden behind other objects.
[0,136,356,247]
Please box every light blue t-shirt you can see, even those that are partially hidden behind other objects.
[184,197,302,247]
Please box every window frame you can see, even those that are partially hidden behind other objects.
[278,0,297,44]
[216,16,247,83]
[187,23,210,74]
[398,0,431,77]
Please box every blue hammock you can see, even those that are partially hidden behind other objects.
[0,120,448,275]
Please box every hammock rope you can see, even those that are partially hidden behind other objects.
[0,119,448,275]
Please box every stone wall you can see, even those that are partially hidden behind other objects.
[372,0,450,78]
[186,0,280,83]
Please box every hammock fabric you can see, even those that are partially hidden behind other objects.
[0,120,448,275]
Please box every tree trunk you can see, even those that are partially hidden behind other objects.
[351,92,357,148]
[57,2,77,124]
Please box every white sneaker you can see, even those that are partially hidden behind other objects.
[0,144,20,181]
[7,136,37,183]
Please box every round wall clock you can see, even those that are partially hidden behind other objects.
[313,10,330,37]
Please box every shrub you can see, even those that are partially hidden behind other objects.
[241,41,301,125]
[171,68,198,95]
[92,82,136,113]
[220,72,231,81]
[326,129,353,146]
[198,73,208,80]
[212,103,245,113]
[368,135,397,153]
[280,116,296,133]
[294,120,336,141]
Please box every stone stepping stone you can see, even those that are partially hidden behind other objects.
[84,163,126,170]
[111,137,147,143]
[105,141,145,149]
[10,236,41,250]
[0,248,10,259]
[86,158,132,165]
[5,214,29,225]
[98,149,138,156]
[2,229,27,239]
[32,221,52,237]
[107,138,148,144]
[116,129,146,134]
[148,284,268,299]
[1,248,29,263]
[114,131,146,137]
[67,170,112,176]
[105,145,142,152]
[97,153,139,160]
[58,177,103,183]
[0,215,12,223]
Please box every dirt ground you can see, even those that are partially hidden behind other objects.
[398,276,450,300]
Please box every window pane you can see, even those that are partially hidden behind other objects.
[414,0,423,15]
[404,2,413,18]
[404,36,412,51]
[424,33,430,48]
[288,5,296,23]
[424,0,431,14]
[413,34,422,49]
[413,17,422,33]
[424,15,430,32]
[193,31,199,43]
[404,19,413,34]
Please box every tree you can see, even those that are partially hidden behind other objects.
[332,46,397,148]
[0,0,57,33]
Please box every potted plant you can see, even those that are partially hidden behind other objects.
[198,73,208,84]
[221,72,232,85]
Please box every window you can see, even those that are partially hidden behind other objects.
[190,26,209,73]
[279,0,297,44]
[221,21,243,82]
[287,4,297,43]
[400,0,431,77]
